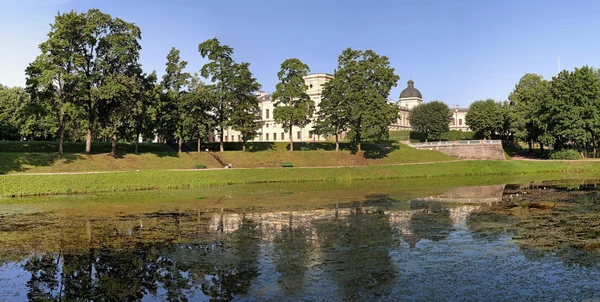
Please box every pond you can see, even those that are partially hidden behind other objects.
[1,175,600,301]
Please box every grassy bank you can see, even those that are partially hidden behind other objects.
[0,143,455,174]
[2,160,600,198]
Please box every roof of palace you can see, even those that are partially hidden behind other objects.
[399,80,423,99]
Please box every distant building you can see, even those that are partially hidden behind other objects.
[213,76,470,143]
[215,73,334,142]
[450,105,470,131]
[392,80,423,130]
[391,80,470,132]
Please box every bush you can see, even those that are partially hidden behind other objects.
[549,149,581,160]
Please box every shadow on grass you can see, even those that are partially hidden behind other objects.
[0,153,83,175]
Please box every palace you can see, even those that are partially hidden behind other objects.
[214,74,469,143]
[391,80,469,132]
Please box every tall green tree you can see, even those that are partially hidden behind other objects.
[129,71,158,154]
[547,66,600,156]
[229,63,262,152]
[465,99,504,139]
[25,48,79,154]
[408,101,452,142]
[198,38,236,152]
[183,73,214,153]
[30,9,141,153]
[199,38,261,152]
[508,73,551,152]
[162,47,191,153]
[272,58,314,152]
[327,48,399,151]
[314,77,349,151]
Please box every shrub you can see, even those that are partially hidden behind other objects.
[195,164,206,169]
[549,149,581,160]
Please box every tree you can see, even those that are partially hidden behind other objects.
[183,73,214,153]
[198,38,236,152]
[272,59,314,152]
[314,76,349,151]
[465,99,504,139]
[229,63,262,152]
[508,73,551,152]
[327,48,399,151]
[129,71,158,154]
[199,38,261,152]
[408,101,452,142]
[25,48,79,154]
[546,66,600,157]
[161,47,190,153]
[0,84,55,141]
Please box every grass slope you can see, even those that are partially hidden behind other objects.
[2,160,600,197]
[0,143,455,174]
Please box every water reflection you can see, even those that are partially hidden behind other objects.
[1,180,600,300]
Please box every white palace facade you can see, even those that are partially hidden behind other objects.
[213,74,469,143]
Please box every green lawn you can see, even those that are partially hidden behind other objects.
[2,160,599,198]
[0,142,456,174]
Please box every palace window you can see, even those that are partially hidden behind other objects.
[266,133,269,140]
[273,132,276,141]
[266,109,270,119]
[281,132,284,140]
[224,136,228,142]
[238,135,241,142]
[309,132,313,139]
[266,123,269,128]
[297,131,301,140]
[459,119,463,126]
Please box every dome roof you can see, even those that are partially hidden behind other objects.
[399,80,422,99]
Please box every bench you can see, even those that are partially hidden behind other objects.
[281,162,294,168]
[195,164,206,169]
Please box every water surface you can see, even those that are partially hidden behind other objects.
[1,176,600,301]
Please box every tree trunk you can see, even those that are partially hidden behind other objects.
[528,139,533,152]
[335,131,339,152]
[220,127,224,152]
[198,137,201,153]
[540,143,544,158]
[289,125,294,152]
[243,143,246,152]
[85,128,92,154]
[178,137,183,154]
[58,115,65,155]
[356,122,361,152]
[135,134,139,154]
[111,134,117,158]
[594,136,597,158]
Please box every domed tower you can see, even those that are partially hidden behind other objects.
[399,80,423,109]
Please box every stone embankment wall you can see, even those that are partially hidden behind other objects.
[410,141,505,160]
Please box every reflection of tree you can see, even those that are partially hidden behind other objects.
[316,207,397,300]
[201,215,261,300]
[24,254,60,301]
[273,214,311,293]
[409,207,454,242]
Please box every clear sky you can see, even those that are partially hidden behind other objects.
[2,0,600,107]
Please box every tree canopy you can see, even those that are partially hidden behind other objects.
[319,48,399,151]
[272,58,314,152]
[408,101,452,142]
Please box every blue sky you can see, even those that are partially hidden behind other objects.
[2,0,599,107]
